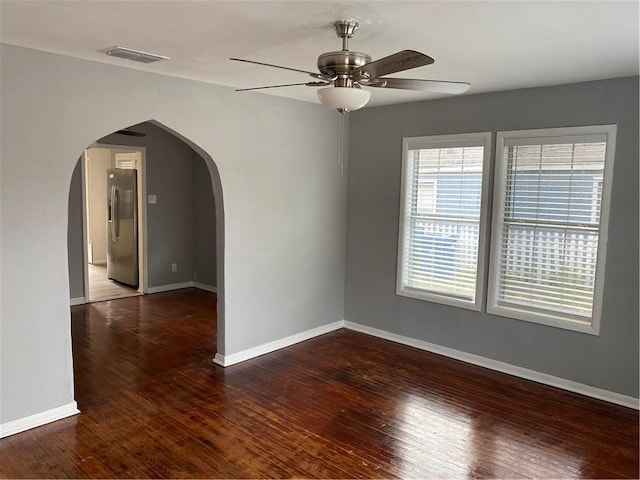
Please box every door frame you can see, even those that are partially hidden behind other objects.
[81,143,148,299]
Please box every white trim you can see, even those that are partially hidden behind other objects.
[213,320,344,367]
[500,127,610,146]
[147,282,195,294]
[193,282,217,293]
[139,147,148,295]
[591,126,617,335]
[343,321,638,410]
[487,303,598,335]
[213,352,227,366]
[70,296,86,306]
[0,402,80,438]
[146,281,217,294]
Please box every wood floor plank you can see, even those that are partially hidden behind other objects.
[1,288,637,478]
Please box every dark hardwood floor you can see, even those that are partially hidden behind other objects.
[1,288,638,478]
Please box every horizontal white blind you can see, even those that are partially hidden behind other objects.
[401,144,485,301]
[496,141,606,319]
[115,152,138,169]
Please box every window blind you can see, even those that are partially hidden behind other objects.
[115,153,138,169]
[399,136,488,307]
[495,139,607,320]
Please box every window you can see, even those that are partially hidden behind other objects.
[397,133,492,310]
[488,125,617,334]
[115,152,140,169]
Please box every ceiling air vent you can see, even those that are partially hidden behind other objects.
[101,46,169,64]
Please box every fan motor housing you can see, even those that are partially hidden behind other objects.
[317,51,372,77]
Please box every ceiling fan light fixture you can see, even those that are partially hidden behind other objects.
[317,86,371,113]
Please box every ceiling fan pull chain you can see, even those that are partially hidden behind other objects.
[338,114,344,176]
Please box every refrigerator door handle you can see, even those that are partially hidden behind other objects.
[111,185,120,241]
[110,185,115,242]
[114,186,120,240]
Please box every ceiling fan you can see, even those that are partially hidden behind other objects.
[231,20,470,113]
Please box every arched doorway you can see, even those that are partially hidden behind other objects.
[69,121,223,302]
[67,120,225,408]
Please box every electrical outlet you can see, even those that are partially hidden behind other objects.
[193,272,198,280]
[171,263,177,273]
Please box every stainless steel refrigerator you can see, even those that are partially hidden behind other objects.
[107,168,138,288]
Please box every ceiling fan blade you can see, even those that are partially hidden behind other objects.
[235,81,329,92]
[368,78,470,94]
[115,129,146,137]
[230,57,325,80]
[353,50,434,79]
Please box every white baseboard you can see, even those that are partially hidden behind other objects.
[147,281,217,294]
[344,321,639,410]
[193,282,217,293]
[69,296,86,306]
[213,320,344,367]
[147,282,195,294]
[0,402,80,438]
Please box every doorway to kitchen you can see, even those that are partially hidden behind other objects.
[82,145,147,302]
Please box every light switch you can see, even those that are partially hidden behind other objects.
[148,194,157,204]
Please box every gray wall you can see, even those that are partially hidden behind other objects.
[193,152,217,286]
[1,44,347,425]
[67,161,85,299]
[346,77,639,398]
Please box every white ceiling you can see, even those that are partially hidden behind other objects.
[1,1,638,108]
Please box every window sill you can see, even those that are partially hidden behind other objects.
[396,286,481,312]
[487,303,599,335]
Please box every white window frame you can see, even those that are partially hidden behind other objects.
[487,125,617,335]
[396,132,493,311]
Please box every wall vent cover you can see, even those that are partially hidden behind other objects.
[101,46,169,64]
